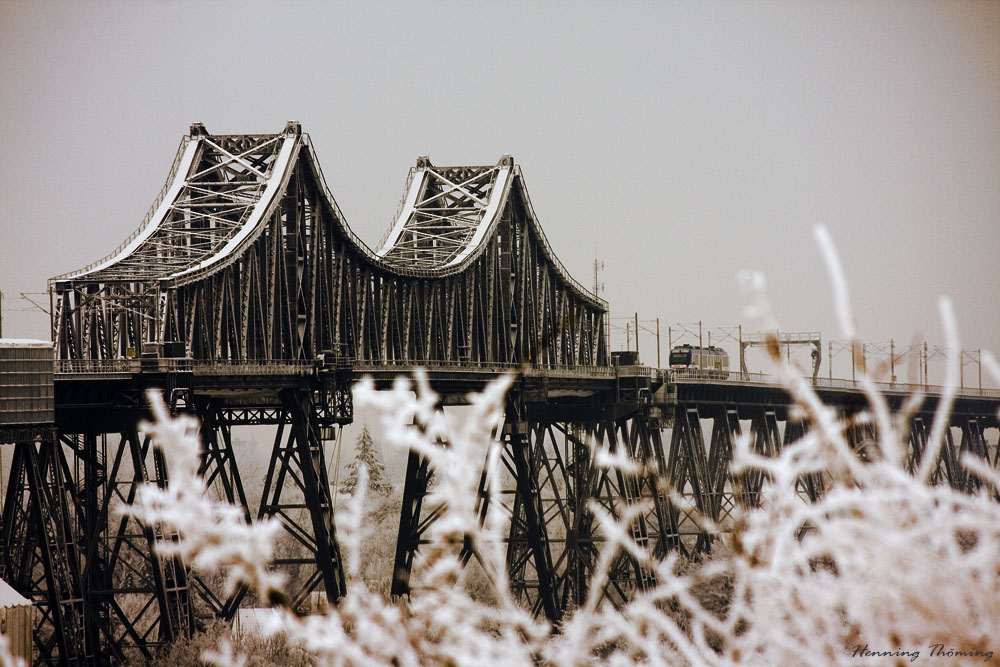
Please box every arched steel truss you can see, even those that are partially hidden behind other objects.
[51,122,607,369]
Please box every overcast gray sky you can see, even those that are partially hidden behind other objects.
[1,0,997,383]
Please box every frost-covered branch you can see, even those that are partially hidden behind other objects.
[130,392,284,601]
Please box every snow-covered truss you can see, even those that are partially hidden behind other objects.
[59,127,289,283]
[377,157,513,270]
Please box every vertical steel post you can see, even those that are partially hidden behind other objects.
[279,389,347,604]
[391,450,432,598]
[698,321,703,368]
[656,318,660,368]
[504,398,558,622]
[890,339,895,382]
[634,312,639,356]
[739,324,743,378]
[924,342,929,385]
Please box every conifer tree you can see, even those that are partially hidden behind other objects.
[340,425,392,496]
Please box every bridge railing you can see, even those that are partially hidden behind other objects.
[669,368,1000,399]
[615,364,655,378]
[56,359,136,375]
[189,360,314,375]
[54,359,316,376]
[54,358,617,379]
[353,360,616,378]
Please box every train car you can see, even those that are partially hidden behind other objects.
[669,344,729,376]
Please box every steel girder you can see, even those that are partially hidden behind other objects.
[377,159,507,269]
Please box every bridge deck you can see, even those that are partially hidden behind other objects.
[47,360,1000,428]
[52,359,1000,396]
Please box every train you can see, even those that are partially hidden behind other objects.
[669,344,730,376]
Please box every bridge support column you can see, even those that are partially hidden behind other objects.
[390,450,433,598]
[505,412,559,622]
[80,425,195,662]
[782,419,825,502]
[667,408,714,554]
[5,423,198,664]
[705,409,743,524]
[125,424,195,646]
[191,398,252,619]
[1,436,93,665]
[666,405,823,554]
[244,389,346,612]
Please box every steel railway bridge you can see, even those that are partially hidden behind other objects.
[2,122,998,664]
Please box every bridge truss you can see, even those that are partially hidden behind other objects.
[1,122,997,664]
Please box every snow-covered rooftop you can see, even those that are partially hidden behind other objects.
[0,339,52,348]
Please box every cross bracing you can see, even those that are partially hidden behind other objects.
[55,129,287,284]
[376,158,512,270]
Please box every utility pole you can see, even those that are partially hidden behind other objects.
[656,318,660,368]
[634,312,639,356]
[851,341,856,382]
[698,321,703,368]
[592,257,604,298]
[739,324,744,378]
[890,339,895,383]
[923,342,929,386]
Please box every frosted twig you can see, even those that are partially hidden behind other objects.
[131,390,284,600]
[917,297,959,483]
[814,224,857,340]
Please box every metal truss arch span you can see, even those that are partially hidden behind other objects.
[51,123,608,370]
